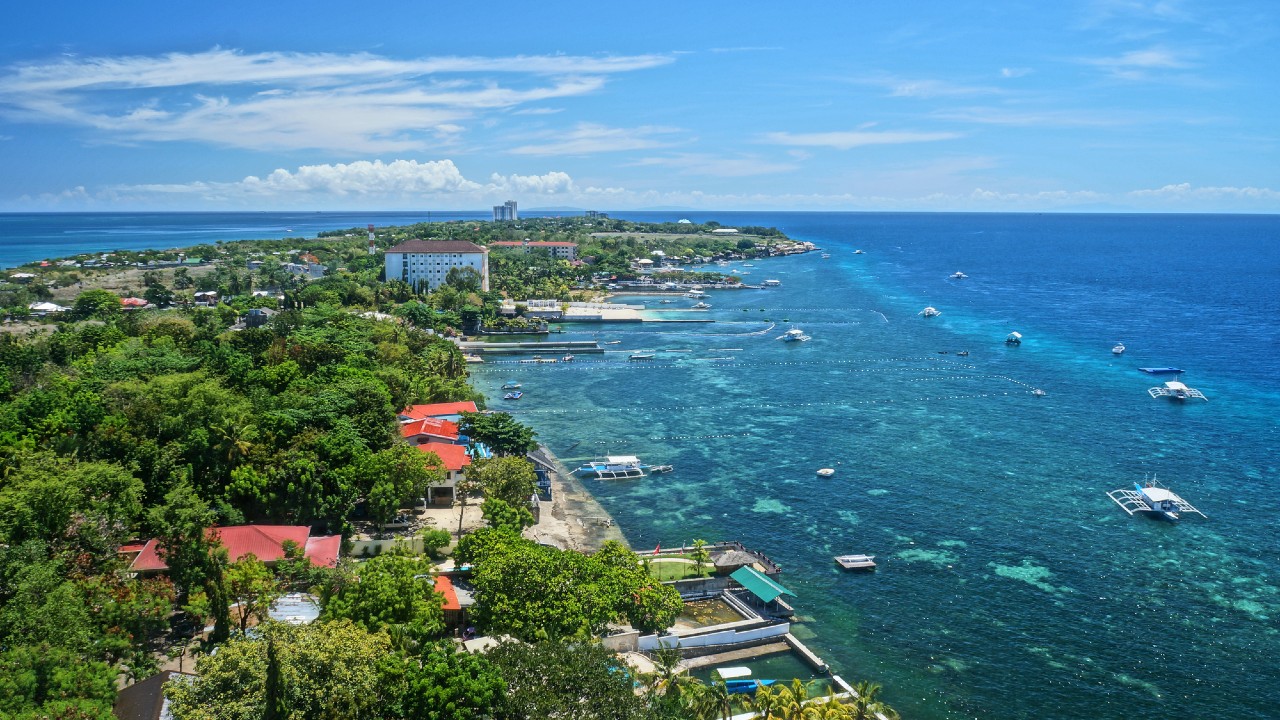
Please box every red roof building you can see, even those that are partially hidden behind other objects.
[399,401,478,422]
[417,442,470,503]
[400,417,461,444]
[127,525,341,574]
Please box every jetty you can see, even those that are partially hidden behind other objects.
[456,340,604,356]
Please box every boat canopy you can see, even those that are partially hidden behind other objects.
[1007,331,1022,339]
[715,667,752,680]
[606,455,640,464]
[1140,367,1184,375]
[1164,381,1189,391]
[1140,486,1177,503]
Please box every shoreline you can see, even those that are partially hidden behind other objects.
[526,444,628,552]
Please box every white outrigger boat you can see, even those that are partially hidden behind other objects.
[762,279,782,287]
[575,455,646,479]
[950,271,968,279]
[1148,379,1207,401]
[1107,477,1206,522]
[834,554,877,570]
[777,328,811,342]
[1112,342,1126,355]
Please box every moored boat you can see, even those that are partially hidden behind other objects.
[501,380,522,390]
[950,271,968,279]
[575,456,645,479]
[502,391,523,400]
[919,306,941,318]
[816,468,835,478]
[1112,342,1126,355]
[777,328,811,342]
[1005,331,1022,345]
[1107,477,1207,521]
[834,554,877,570]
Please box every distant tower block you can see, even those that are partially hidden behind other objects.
[493,200,518,222]
[368,224,376,255]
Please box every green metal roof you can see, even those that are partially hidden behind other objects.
[730,566,795,603]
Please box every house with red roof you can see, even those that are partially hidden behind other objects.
[124,525,341,575]
[417,441,472,504]
[400,416,462,445]
[398,401,478,423]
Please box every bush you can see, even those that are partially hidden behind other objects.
[420,527,451,558]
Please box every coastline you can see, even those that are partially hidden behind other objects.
[525,444,628,552]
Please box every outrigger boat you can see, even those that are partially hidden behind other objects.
[575,456,646,479]
[501,380,522,390]
[502,391,523,400]
[919,306,941,318]
[1107,476,1206,522]
[1148,380,1207,401]
[1112,342,1126,355]
[777,328,811,342]
[834,554,877,570]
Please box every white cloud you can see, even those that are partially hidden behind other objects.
[508,123,681,156]
[1078,46,1196,80]
[760,129,961,150]
[1127,182,1280,202]
[1000,67,1033,78]
[933,107,1130,127]
[0,48,673,153]
[850,73,1001,99]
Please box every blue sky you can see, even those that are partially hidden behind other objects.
[2,0,1277,212]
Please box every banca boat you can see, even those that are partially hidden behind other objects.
[575,456,646,479]
[1107,477,1206,522]
[834,554,877,570]
[777,328,811,342]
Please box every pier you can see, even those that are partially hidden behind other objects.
[456,340,604,355]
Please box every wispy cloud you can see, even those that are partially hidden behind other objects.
[760,129,960,150]
[508,122,682,156]
[0,48,674,153]
[708,46,784,54]
[933,106,1132,127]
[850,72,1002,98]
[1077,45,1195,80]
[629,153,797,177]
[1000,67,1034,78]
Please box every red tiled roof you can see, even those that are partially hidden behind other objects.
[400,402,478,420]
[435,575,462,611]
[303,535,342,568]
[128,525,340,572]
[490,241,578,248]
[418,442,472,472]
[121,297,148,307]
[386,240,486,254]
[400,417,460,441]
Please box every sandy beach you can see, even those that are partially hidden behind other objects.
[525,445,628,552]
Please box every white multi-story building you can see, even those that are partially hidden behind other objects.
[492,200,518,221]
[384,240,489,291]
[489,240,578,260]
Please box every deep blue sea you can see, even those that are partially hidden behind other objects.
[4,211,1278,719]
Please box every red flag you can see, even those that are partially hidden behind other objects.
[652,543,661,556]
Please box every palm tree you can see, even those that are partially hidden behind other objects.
[850,681,883,720]
[691,538,710,577]
[751,684,785,720]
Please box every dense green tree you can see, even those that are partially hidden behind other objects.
[394,642,505,720]
[469,455,538,507]
[0,645,117,720]
[487,640,652,720]
[225,553,282,634]
[166,620,396,720]
[480,497,535,534]
[457,411,536,457]
[319,554,445,647]
[71,289,122,320]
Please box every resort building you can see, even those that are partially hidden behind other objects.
[492,200,518,221]
[490,240,578,260]
[123,525,341,575]
[398,401,479,423]
[384,240,490,292]
[416,441,471,504]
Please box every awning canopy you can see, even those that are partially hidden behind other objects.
[730,566,796,604]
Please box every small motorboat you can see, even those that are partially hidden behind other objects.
[853,249,865,254]
[628,353,656,361]
[950,271,968,279]
[605,340,622,345]
[692,302,712,309]
[647,464,674,474]
[562,354,575,362]
[1006,331,1023,345]
[919,306,941,318]
[502,391,523,400]
[1032,388,1046,397]
[956,350,970,357]
[501,381,522,390]
[1112,343,1126,355]
[817,468,835,478]
[821,253,831,259]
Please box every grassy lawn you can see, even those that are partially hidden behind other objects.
[646,559,714,582]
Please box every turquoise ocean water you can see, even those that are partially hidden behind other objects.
[4,211,1278,718]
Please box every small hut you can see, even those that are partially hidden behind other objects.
[712,549,762,576]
